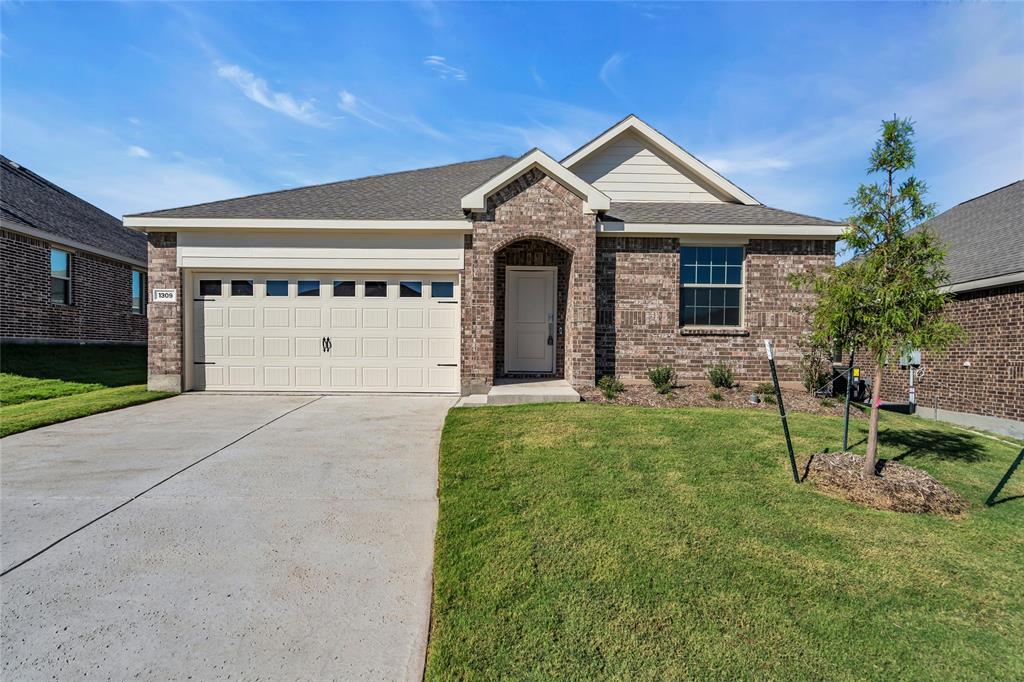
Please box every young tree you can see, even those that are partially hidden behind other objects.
[796,117,961,476]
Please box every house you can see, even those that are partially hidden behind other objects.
[123,115,844,395]
[874,180,1023,438]
[1,156,148,345]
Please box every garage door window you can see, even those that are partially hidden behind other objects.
[199,280,222,296]
[431,281,454,298]
[400,281,422,297]
[297,280,320,297]
[266,280,288,297]
[333,280,355,297]
[365,281,387,297]
[231,280,253,296]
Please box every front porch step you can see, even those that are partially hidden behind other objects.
[486,379,580,405]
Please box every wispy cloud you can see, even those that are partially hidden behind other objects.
[466,98,612,158]
[599,52,626,96]
[127,145,151,158]
[216,63,324,126]
[423,55,467,81]
[337,90,449,141]
[530,65,545,90]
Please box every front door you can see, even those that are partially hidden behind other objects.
[505,267,556,373]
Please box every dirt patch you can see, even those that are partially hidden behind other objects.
[579,382,862,418]
[803,452,969,516]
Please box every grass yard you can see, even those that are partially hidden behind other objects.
[0,344,171,437]
[428,404,1023,680]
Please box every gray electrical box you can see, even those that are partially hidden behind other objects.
[899,350,921,368]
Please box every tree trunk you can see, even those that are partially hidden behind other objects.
[864,362,884,476]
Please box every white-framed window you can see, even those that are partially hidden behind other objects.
[50,247,72,305]
[680,246,744,327]
[131,270,146,314]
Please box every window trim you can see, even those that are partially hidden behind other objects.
[679,244,746,329]
[50,247,72,306]
[131,270,146,315]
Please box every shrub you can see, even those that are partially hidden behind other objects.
[597,375,625,400]
[798,339,833,393]
[762,393,777,405]
[820,397,836,408]
[706,363,734,389]
[647,366,675,394]
[754,382,775,396]
[710,390,724,401]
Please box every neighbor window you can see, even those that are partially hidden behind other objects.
[400,281,422,298]
[680,246,743,326]
[297,280,320,296]
[365,281,387,297]
[333,280,355,297]
[131,270,146,314]
[50,248,71,304]
[266,280,288,297]
[231,280,253,296]
[199,280,222,296]
[431,281,454,298]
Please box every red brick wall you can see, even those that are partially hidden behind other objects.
[596,237,835,383]
[146,232,183,392]
[462,169,596,394]
[873,283,1024,422]
[0,228,146,343]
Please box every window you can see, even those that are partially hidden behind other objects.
[231,280,253,296]
[399,281,422,298]
[266,280,288,297]
[680,246,743,327]
[50,248,71,304]
[199,280,222,296]
[131,270,146,314]
[365,281,387,297]
[333,280,355,297]
[297,280,320,297]
[431,281,454,298]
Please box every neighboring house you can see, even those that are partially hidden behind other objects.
[124,115,844,395]
[1,156,148,345]
[875,180,1024,437]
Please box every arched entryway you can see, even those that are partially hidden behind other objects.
[494,238,572,380]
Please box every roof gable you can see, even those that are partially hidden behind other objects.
[562,115,759,206]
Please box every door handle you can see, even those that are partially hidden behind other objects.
[322,337,328,353]
[326,337,332,352]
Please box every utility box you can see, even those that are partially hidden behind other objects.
[899,350,922,368]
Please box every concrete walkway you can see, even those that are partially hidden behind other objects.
[1,393,454,680]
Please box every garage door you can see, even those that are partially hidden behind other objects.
[190,274,460,392]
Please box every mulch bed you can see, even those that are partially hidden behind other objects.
[802,452,969,516]
[579,382,864,418]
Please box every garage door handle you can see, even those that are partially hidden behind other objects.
[437,363,457,367]
[326,337,332,352]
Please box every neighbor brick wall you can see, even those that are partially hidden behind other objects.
[0,228,147,343]
[872,283,1024,422]
[595,237,835,384]
[462,169,596,394]
[147,232,183,392]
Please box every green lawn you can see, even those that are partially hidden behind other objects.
[1,344,172,437]
[428,404,1024,680]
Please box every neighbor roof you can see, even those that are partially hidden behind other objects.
[1,155,146,263]
[129,156,517,221]
[603,202,842,226]
[911,180,1023,286]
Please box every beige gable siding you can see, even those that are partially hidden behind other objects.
[572,132,727,203]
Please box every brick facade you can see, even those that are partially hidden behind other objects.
[0,228,147,344]
[872,283,1024,423]
[596,237,835,383]
[147,232,183,392]
[462,169,596,394]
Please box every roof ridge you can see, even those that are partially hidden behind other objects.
[949,179,1023,209]
[125,155,517,218]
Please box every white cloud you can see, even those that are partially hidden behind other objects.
[702,156,791,175]
[423,55,467,81]
[127,145,150,158]
[465,99,612,159]
[216,63,324,126]
[127,116,141,126]
[337,90,449,141]
[599,52,626,96]
[530,65,545,90]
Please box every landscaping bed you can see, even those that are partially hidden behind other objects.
[580,381,862,417]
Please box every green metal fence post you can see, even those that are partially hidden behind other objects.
[986,448,1023,507]
[765,340,800,483]
[842,350,855,452]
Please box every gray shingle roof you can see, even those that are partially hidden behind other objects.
[129,156,518,221]
[911,180,1024,286]
[603,202,842,226]
[1,156,147,263]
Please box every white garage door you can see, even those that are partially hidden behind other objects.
[190,273,461,392]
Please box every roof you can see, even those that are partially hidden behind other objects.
[129,156,517,221]
[912,180,1023,286]
[1,155,147,263]
[603,202,843,226]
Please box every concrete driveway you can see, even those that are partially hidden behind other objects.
[1,393,455,680]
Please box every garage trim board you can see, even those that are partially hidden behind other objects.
[187,273,461,393]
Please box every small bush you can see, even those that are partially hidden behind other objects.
[754,382,775,396]
[706,363,734,389]
[647,366,675,394]
[762,393,777,405]
[710,390,724,401]
[597,375,625,400]
[820,397,836,408]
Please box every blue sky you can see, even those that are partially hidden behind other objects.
[2,1,1022,224]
